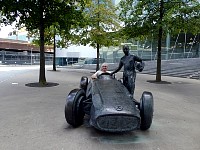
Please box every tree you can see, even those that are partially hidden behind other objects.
[119,0,200,82]
[0,0,86,85]
[29,25,59,72]
[72,0,122,71]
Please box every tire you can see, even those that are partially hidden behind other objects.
[140,91,154,130]
[79,76,88,92]
[65,89,86,127]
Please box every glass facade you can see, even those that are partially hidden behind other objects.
[0,50,53,65]
[100,33,200,62]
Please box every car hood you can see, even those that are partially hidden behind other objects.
[90,78,140,132]
[92,78,137,114]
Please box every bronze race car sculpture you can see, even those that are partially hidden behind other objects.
[65,63,154,132]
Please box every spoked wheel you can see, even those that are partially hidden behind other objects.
[140,91,154,130]
[65,89,86,127]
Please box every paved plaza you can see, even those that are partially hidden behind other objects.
[0,65,200,150]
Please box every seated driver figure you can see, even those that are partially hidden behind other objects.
[91,63,110,79]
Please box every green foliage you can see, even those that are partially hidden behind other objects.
[119,0,200,40]
[73,0,122,48]
[0,0,87,83]
[0,0,86,33]
[23,0,88,48]
[29,26,57,46]
[119,0,200,82]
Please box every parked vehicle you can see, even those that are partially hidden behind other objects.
[65,72,154,132]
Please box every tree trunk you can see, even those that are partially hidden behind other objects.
[156,0,164,82]
[96,43,100,71]
[39,0,46,84]
[156,26,162,82]
[96,0,100,72]
[53,32,56,71]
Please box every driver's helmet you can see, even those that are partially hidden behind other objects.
[135,61,145,72]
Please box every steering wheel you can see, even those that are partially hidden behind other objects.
[99,72,111,76]
[98,72,115,79]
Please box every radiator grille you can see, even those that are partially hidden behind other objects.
[97,115,140,132]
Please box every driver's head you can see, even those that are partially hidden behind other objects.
[101,63,108,72]
[123,45,129,55]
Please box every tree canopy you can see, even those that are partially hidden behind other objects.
[119,0,200,81]
[119,0,200,39]
[71,0,122,70]
[73,0,121,46]
[0,0,86,85]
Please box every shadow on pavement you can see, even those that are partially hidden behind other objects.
[25,82,59,87]
[146,80,171,84]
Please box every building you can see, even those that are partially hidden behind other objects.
[99,33,200,63]
[0,38,53,65]
[56,44,97,66]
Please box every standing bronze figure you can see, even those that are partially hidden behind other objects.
[111,45,144,97]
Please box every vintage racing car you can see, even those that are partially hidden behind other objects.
[65,69,153,132]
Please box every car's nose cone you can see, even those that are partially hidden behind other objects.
[96,115,140,132]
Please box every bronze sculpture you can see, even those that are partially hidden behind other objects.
[65,73,154,132]
[111,45,144,97]
[64,46,153,133]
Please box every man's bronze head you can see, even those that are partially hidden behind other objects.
[123,45,129,55]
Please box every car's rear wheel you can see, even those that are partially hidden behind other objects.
[65,89,86,127]
[140,91,154,130]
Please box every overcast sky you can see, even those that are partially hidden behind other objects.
[0,25,14,38]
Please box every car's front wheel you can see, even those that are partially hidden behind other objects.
[79,76,88,92]
[140,91,154,130]
[65,89,86,127]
